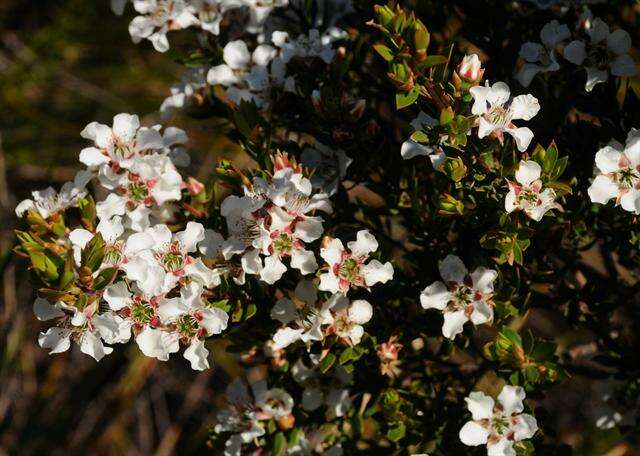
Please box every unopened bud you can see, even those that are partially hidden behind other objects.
[186,177,205,196]
[457,54,483,82]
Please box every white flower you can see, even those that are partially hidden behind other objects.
[79,113,164,174]
[400,111,446,170]
[190,0,243,35]
[158,281,228,370]
[588,128,640,214]
[160,67,208,119]
[517,20,570,87]
[564,18,637,92]
[103,281,180,360]
[271,279,332,349]
[123,222,221,295]
[325,298,372,345]
[420,255,496,339]
[459,385,538,456]
[275,28,347,64]
[458,54,483,81]
[301,142,352,196]
[243,0,289,35]
[128,0,199,52]
[291,358,352,416]
[505,160,560,221]
[36,299,124,361]
[94,153,183,231]
[214,378,266,456]
[470,81,540,152]
[15,170,92,219]
[318,230,394,295]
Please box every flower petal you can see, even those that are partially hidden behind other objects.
[459,421,490,446]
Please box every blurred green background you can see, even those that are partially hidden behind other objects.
[0,1,244,454]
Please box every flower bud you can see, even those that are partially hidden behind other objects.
[186,177,205,196]
[457,54,483,82]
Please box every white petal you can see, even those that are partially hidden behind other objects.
[477,117,496,139]
[176,221,205,253]
[38,327,72,354]
[587,18,609,44]
[199,229,224,259]
[158,297,189,323]
[465,391,495,420]
[487,81,511,106]
[207,64,238,86]
[442,309,468,339]
[273,327,304,349]
[290,249,318,275]
[519,42,545,63]
[33,298,65,321]
[515,160,542,185]
[438,255,468,283]
[607,29,632,55]
[509,94,540,121]
[185,258,221,288]
[103,282,132,311]
[349,300,373,324]
[97,216,124,244]
[507,126,534,152]
[400,139,431,159]
[594,145,623,173]
[271,298,298,324]
[362,260,394,287]
[563,40,586,65]
[184,339,210,370]
[459,421,490,446]
[15,199,35,217]
[241,249,262,275]
[420,281,452,310]
[620,188,640,214]
[294,217,324,243]
[318,272,341,294]
[512,413,538,441]
[200,308,229,335]
[80,331,113,361]
[136,127,164,151]
[302,387,324,411]
[588,175,619,204]
[487,439,516,456]
[470,267,498,293]
[320,238,344,265]
[96,193,126,220]
[540,20,570,49]
[469,300,493,325]
[498,385,526,415]
[112,113,139,143]
[260,256,287,284]
[610,54,637,77]
[517,64,542,88]
[223,40,251,70]
[136,327,176,361]
[79,147,109,168]
[68,228,94,249]
[585,67,608,92]
[294,279,317,305]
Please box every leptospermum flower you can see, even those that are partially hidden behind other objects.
[301,142,353,196]
[15,170,92,220]
[159,67,208,119]
[35,298,125,361]
[158,281,229,370]
[564,18,637,92]
[273,28,347,64]
[588,128,640,214]
[470,81,540,152]
[318,230,394,295]
[400,111,444,169]
[123,222,221,295]
[190,0,243,35]
[459,385,538,456]
[103,281,180,361]
[420,255,497,339]
[457,53,484,82]
[128,0,199,52]
[505,160,560,221]
[291,359,352,415]
[517,20,571,87]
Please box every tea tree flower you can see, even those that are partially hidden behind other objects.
[470,81,540,152]
[459,385,538,455]
[588,128,640,214]
[420,255,497,339]
[128,0,199,52]
[158,281,229,370]
[564,18,637,92]
[505,160,560,221]
[458,53,484,82]
[301,142,353,196]
[15,170,92,219]
[160,67,208,119]
[68,216,126,268]
[517,20,571,87]
[319,230,394,295]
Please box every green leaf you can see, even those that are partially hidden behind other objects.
[395,86,420,110]
[417,55,447,69]
[373,43,394,61]
[273,432,287,456]
[81,233,105,272]
[319,353,336,373]
[94,268,117,290]
[387,423,406,442]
